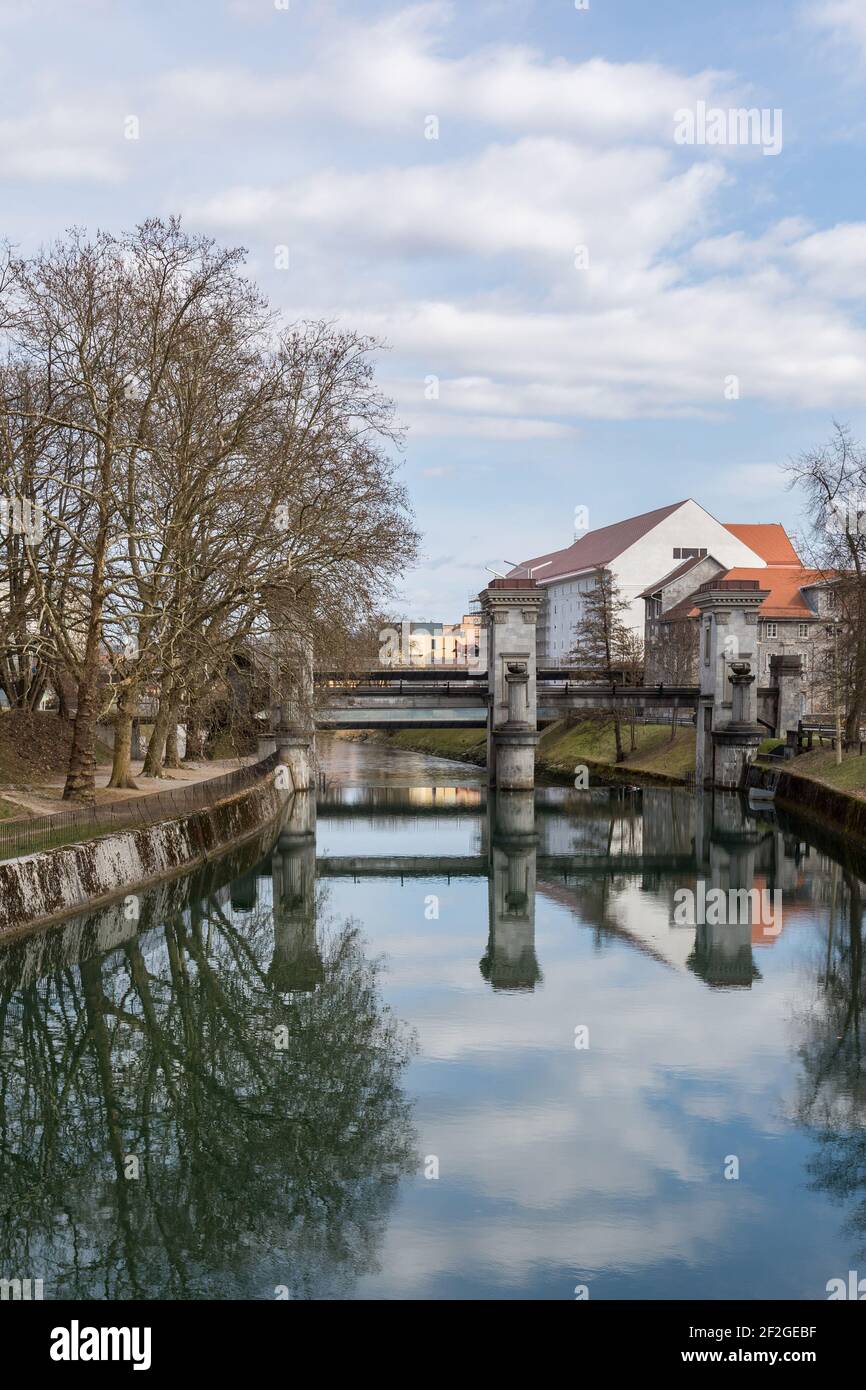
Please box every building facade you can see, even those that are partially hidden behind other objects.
[510,500,788,665]
[643,560,839,717]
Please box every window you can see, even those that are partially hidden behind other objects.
[765,621,777,639]
[798,622,808,638]
[704,620,711,664]
[673,547,707,560]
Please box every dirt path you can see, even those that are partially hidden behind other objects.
[1,756,256,818]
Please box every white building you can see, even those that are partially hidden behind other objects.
[509,499,800,664]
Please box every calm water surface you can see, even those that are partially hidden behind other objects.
[1,733,864,1300]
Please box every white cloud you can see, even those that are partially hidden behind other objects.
[195,138,726,269]
[808,0,866,59]
[158,2,736,143]
[0,103,126,183]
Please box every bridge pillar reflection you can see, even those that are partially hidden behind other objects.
[480,790,541,990]
[689,790,760,988]
[267,793,322,994]
[479,579,544,789]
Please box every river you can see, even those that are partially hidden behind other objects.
[0,732,863,1300]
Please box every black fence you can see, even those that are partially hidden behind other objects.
[0,752,280,863]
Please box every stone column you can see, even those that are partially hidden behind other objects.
[276,733,313,792]
[692,581,768,788]
[270,626,316,784]
[479,579,544,789]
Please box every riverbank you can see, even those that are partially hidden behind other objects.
[755,746,866,848]
[0,758,291,939]
[365,717,696,785]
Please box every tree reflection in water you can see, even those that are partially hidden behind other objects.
[0,835,418,1299]
[794,858,866,1254]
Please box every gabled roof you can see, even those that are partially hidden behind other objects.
[512,501,687,585]
[658,566,828,623]
[639,553,713,600]
[657,593,703,622]
[723,523,800,565]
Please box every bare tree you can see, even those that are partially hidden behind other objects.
[0,219,419,796]
[786,423,866,742]
[570,567,631,762]
[615,626,645,751]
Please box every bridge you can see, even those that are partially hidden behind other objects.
[269,576,800,791]
[314,671,704,730]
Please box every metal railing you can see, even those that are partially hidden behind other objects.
[0,751,281,862]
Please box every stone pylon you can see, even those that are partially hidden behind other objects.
[692,580,768,788]
[479,578,544,789]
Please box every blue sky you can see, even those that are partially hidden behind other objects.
[2,0,866,618]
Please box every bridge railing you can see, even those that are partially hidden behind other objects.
[0,752,281,862]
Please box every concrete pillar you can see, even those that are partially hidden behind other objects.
[481,790,540,990]
[769,653,803,738]
[479,579,544,789]
[692,581,768,788]
[276,734,314,792]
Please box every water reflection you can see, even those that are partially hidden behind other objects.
[316,779,811,994]
[0,795,417,1300]
[1,739,865,1298]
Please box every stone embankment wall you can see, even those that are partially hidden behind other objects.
[0,766,290,940]
[772,769,866,845]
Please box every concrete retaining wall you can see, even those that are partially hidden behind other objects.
[0,765,291,940]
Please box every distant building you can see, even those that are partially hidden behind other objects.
[382,615,482,666]
[643,554,839,715]
[510,500,794,664]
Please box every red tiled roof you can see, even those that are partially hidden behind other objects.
[720,567,822,618]
[723,523,800,565]
[512,501,687,584]
[659,566,828,623]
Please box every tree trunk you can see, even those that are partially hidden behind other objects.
[141,695,172,778]
[613,714,624,763]
[63,658,100,801]
[56,675,69,722]
[108,687,139,789]
[185,714,205,760]
[63,500,110,802]
[163,703,181,769]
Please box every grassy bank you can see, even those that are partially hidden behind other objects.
[537,719,695,783]
[383,717,696,784]
[387,728,487,763]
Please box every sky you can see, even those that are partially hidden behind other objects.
[1,0,866,619]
